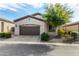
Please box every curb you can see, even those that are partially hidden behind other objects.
[0,41,78,46]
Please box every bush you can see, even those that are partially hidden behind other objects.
[68,31,72,35]
[0,33,5,37]
[57,28,65,37]
[5,32,12,38]
[41,32,49,41]
[63,35,74,43]
[77,32,79,38]
[71,32,77,40]
[63,31,78,43]
[0,32,12,38]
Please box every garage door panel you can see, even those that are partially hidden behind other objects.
[20,26,40,35]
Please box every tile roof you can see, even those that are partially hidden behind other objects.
[14,13,45,22]
[0,18,14,24]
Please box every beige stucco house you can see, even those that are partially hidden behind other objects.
[14,13,48,35]
[62,21,79,32]
[0,18,15,33]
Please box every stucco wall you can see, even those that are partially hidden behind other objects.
[15,17,47,35]
[0,21,1,32]
[0,21,15,32]
[63,24,79,32]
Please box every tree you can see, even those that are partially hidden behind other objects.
[43,3,73,27]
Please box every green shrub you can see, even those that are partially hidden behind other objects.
[0,32,12,38]
[41,32,49,41]
[4,32,12,38]
[77,32,79,38]
[63,34,74,43]
[71,32,77,40]
[0,33,5,37]
[63,31,78,43]
[57,28,65,37]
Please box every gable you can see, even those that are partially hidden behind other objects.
[14,13,45,23]
[15,17,46,27]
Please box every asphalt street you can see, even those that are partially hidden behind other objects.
[0,44,78,56]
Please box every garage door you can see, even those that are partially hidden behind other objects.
[20,25,40,35]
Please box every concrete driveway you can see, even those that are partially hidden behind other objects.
[0,44,79,56]
[5,36,40,42]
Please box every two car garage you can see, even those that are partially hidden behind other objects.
[20,24,40,35]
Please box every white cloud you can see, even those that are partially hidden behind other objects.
[7,3,21,8]
[0,3,20,12]
[0,0,74,4]
[0,0,79,8]
[0,3,43,12]
[0,0,79,4]
[0,0,79,7]
[29,3,44,8]
[0,0,79,12]
[6,7,17,12]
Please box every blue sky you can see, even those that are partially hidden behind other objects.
[0,3,45,20]
[0,0,79,23]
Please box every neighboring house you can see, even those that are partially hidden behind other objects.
[14,13,48,35]
[62,21,79,32]
[0,18,15,33]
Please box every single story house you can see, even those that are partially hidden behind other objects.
[62,21,79,32]
[0,18,15,33]
[14,13,48,35]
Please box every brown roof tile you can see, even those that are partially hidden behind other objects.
[0,18,14,24]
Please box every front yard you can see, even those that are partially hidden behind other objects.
[0,31,79,44]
